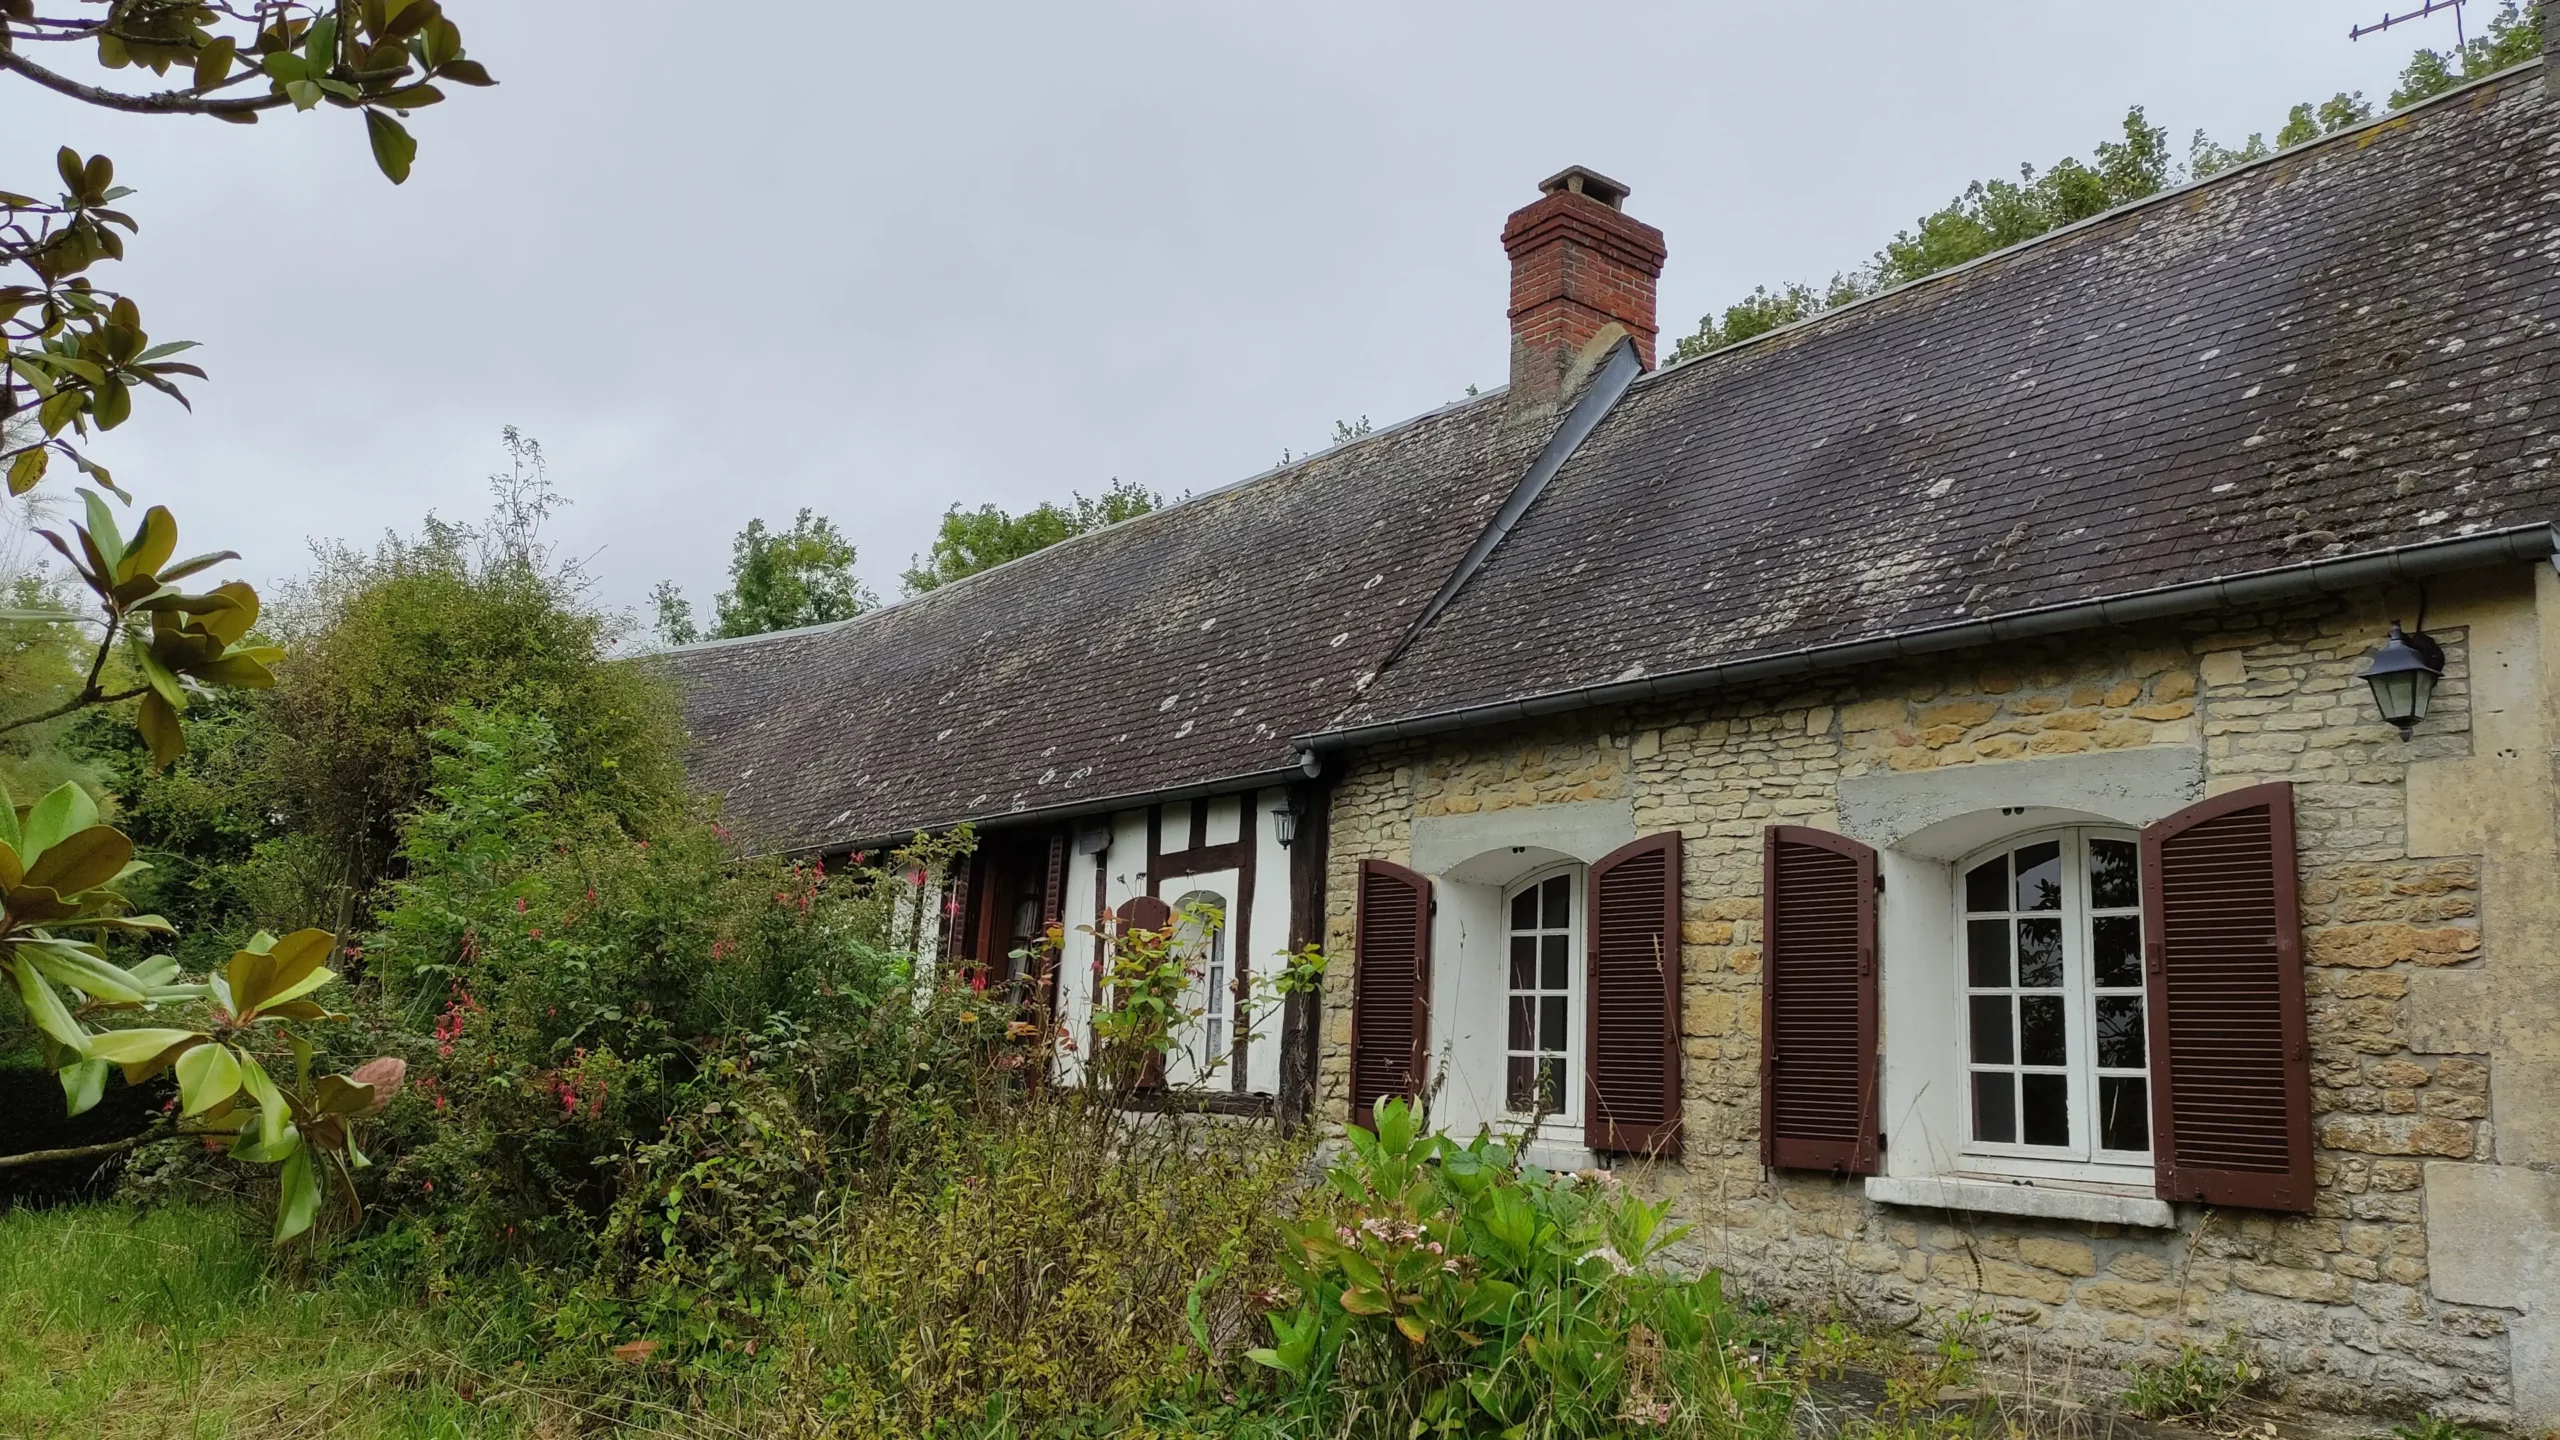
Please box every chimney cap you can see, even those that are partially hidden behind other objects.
[1537,165,1631,210]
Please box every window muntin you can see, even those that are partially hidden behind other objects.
[1958,829,2150,1167]
[1504,869,1579,1119]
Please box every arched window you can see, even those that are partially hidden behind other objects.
[1503,867,1581,1119]
[1170,889,1230,1076]
[1958,827,2150,1164]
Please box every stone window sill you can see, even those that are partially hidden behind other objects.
[1867,1173,2176,1229]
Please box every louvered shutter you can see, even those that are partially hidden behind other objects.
[1115,896,1174,1089]
[1586,833,1683,1156]
[2141,782,2313,1211]
[1350,859,1431,1130]
[1761,826,1879,1174]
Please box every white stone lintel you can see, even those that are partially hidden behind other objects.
[1866,1173,2176,1229]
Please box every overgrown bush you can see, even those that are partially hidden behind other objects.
[1251,1099,1795,1439]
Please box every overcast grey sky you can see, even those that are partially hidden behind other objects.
[0,2,2459,620]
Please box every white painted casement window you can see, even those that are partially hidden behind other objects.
[1503,867,1582,1122]
[1955,827,2152,1181]
[1169,889,1230,1079]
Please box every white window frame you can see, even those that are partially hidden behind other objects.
[1950,826,2154,1187]
[1499,863,1584,1127]
[1166,886,1232,1087]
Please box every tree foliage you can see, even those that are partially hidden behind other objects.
[1670,10,2542,365]
[652,508,875,645]
[899,478,1163,596]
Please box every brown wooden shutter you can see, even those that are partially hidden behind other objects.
[941,853,977,975]
[1350,859,1431,1130]
[2141,782,2313,1212]
[1114,896,1174,1089]
[1585,833,1683,1157]
[1761,826,1879,1175]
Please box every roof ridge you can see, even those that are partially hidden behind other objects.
[1643,56,2546,391]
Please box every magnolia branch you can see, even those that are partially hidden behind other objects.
[0,45,289,116]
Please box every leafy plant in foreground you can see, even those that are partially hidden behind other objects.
[2118,1328,2260,1423]
[1253,1097,1794,1437]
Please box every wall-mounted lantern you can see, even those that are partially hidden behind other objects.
[2359,621,2445,741]
[1273,797,1303,848]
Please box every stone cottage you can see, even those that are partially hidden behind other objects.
[669,32,2560,1429]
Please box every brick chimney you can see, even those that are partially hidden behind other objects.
[1502,166,1666,410]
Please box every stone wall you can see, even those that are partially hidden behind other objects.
[1318,573,2549,1428]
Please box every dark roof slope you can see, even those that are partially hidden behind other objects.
[661,394,1541,850]
[1330,69,2560,732]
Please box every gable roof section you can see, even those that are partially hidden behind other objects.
[1321,69,2560,737]
[660,393,1544,852]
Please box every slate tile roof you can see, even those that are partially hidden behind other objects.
[1329,69,2560,732]
[658,394,1541,851]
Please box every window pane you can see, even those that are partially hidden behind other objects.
[2089,838,2139,909]
[2093,915,2143,988]
[2022,1072,2071,1147]
[2014,841,2063,912]
[1967,920,2010,987]
[1540,996,1569,1051]
[2020,995,2067,1066]
[1540,1058,1567,1113]
[1542,875,1571,929]
[1205,1018,1223,1058]
[2017,918,2064,987]
[1969,996,2014,1064]
[1507,1056,1534,1111]
[2096,995,2146,1069]
[1511,887,1538,930]
[1973,1071,2016,1144]
[2100,1075,2150,1153]
[1508,996,1533,1050]
[1965,856,2009,914]
[1509,935,1537,990]
[1540,933,1570,990]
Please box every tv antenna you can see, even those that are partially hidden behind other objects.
[2349,0,2467,48]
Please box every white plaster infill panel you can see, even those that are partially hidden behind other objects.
[1867,1174,2175,1229]
[2426,1161,2560,1433]
[1838,746,2204,853]
[1410,798,1637,879]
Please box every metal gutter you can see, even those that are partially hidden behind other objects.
[1296,524,2559,754]
[1377,340,1644,674]
[809,762,1309,857]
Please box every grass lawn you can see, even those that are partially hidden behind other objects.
[0,1201,533,1440]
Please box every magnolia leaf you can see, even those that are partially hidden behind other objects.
[22,824,133,898]
[59,912,180,938]
[9,953,87,1051]
[19,781,100,864]
[0,606,90,623]
[1394,1315,1428,1345]
[254,999,345,1022]
[138,689,185,769]
[0,779,18,854]
[78,489,124,572]
[155,551,238,585]
[173,1040,242,1116]
[85,1026,200,1079]
[364,110,416,184]
[120,505,176,582]
[60,1056,109,1116]
[237,1051,288,1153]
[275,1143,321,1241]
[6,445,45,495]
[227,928,333,1016]
[438,57,494,85]
[313,1073,375,1117]
[130,641,186,710]
[127,954,180,987]
[26,940,148,1004]
[189,654,275,689]
[232,1118,300,1163]
[199,581,259,646]
[193,35,235,89]
[6,884,80,922]
[0,839,20,892]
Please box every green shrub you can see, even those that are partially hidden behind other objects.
[2118,1328,2260,1422]
[1249,1099,1794,1438]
